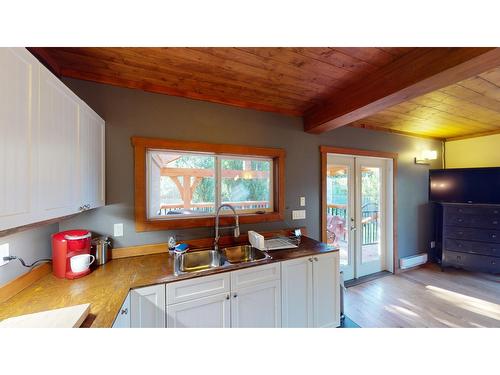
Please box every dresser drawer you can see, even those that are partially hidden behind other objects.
[444,238,500,257]
[444,226,500,243]
[444,205,500,216]
[443,250,500,273]
[446,214,500,229]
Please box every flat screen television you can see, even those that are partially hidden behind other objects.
[429,167,500,204]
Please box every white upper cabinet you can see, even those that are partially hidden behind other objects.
[79,102,105,209]
[0,48,105,231]
[39,65,80,219]
[0,48,39,230]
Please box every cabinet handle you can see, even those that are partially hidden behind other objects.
[226,294,230,300]
[491,234,497,239]
[233,293,238,298]
[121,308,128,315]
[79,206,84,211]
[314,257,318,262]
[308,258,313,262]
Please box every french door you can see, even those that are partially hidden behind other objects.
[325,154,391,281]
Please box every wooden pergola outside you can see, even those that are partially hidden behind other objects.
[151,152,271,214]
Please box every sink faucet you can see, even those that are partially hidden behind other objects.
[214,204,240,251]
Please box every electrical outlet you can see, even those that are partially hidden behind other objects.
[114,223,124,237]
[292,210,306,220]
[0,243,10,266]
[300,197,306,207]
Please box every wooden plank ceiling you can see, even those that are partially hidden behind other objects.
[31,47,500,140]
[351,66,500,140]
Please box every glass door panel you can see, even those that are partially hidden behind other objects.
[355,157,385,278]
[326,155,354,281]
[360,166,381,264]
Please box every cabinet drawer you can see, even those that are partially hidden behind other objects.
[167,273,230,305]
[445,238,500,257]
[443,250,500,273]
[446,214,500,229]
[444,226,500,243]
[444,205,500,216]
[231,263,280,290]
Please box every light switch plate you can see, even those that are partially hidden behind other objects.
[0,243,10,266]
[300,197,306,206]
[292,210,306,220]
[114,223,124,237]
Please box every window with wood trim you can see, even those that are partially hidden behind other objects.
[132,137,285,231]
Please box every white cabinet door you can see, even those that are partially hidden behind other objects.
[79,103,105,209]
[112,293,131,328]
[38,64,80,219]
[0,48,40,231]
[130,284,166,328]
[166,293,230,328]
[231,279,281,328]
[281,257,314,328]
[313,252,340,328]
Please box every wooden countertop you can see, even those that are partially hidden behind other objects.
[0,236,337,328]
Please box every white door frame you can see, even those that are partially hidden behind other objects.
[321,146,397,279]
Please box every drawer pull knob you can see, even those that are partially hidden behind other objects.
[458,219,463,222]
[226,294,230,300]
[493,221,498,225]
[233,293,238,298]
[491,234,497,239]
[121,308,128,315]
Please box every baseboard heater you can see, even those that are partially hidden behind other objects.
[400,253,428,270]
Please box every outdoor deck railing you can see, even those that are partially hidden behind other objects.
[327,204,379,245]
[158,201,270,215]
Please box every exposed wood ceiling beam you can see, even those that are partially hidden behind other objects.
[304,48,500,134]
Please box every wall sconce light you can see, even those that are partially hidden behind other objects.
[415,150,438,165]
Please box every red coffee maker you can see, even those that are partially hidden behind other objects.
[52,230,92,279]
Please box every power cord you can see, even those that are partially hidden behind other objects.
[2,255,52,268]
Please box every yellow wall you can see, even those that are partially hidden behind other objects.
[445,133,500,168]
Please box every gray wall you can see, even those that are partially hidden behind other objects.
[0,223,58,286]
[59,78,442,260]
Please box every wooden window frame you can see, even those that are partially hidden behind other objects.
[320,146,399,273]
[132,137,285,231]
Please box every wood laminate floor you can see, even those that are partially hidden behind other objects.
[344,264,500,327]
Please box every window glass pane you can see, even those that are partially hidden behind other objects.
[148,151,215,218]
[220,157,272,212]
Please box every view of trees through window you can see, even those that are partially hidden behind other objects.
[149,151,272,218]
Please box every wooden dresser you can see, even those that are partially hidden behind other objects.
[438,203,500,274]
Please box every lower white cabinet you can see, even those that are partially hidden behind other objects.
[166,293,231,328]
[120,253,339,329]
[281,256,314,327]
[130,284,166,328]
[231,279,281,328]
[281,252,340,328]
[112,294,131,328]
[166,263,281,328]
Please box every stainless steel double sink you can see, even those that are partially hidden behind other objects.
[175,245,270,275]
